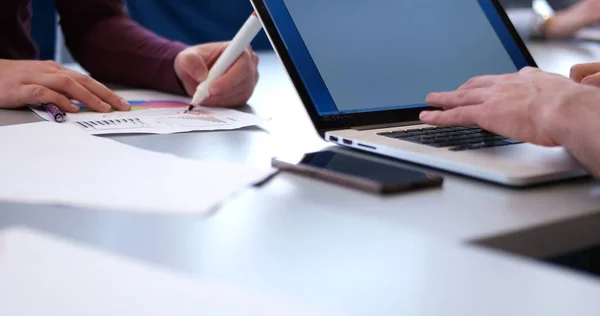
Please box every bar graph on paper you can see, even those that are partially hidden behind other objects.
[30,96,267,135]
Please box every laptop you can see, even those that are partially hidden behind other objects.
[251,0,587,186]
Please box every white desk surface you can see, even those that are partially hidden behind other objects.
[7,222,600,316]
[2,40,600,314]
[1,41,600,262]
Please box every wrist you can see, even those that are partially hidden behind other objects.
[545,87,600,147]
[164,42,189,95]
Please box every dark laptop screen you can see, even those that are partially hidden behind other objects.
[262,0,530,117]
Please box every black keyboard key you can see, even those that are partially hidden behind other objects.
[387,133,412,139]
[420,135,444,141]
[468,132,493,138]
[445,131,467,137]
[431,127,455,132]
[434,141,464,148]
[432,136,454,142]
[426,138,454,145]
[463,130,486,136]
[465,137,486,143]
[455,134,475,140]
[430,133,449,138]
[485,135,509,142]
[405,131,430,137]
[392,134,414,139]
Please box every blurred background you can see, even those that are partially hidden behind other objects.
[32,0,272,63]
[31,0,591,63]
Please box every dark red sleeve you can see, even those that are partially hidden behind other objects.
[55,0,188,95]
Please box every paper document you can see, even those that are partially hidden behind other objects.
[30,90,268,135]
[0,228,335,316]
[0,122,273,214]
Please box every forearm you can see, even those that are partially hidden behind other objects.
[564,131,600,178]
[56,0,187,94]
[552,92,600,178]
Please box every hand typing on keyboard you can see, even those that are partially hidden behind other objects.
[419,67,595,147]
[418,66,600,178]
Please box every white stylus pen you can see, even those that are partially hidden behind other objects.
[189,13,262,108]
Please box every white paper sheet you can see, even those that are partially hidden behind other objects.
[0,228,335,316]
[30,90,268,135]
[0,122,273,214]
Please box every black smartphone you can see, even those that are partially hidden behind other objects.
[272,150,443,195]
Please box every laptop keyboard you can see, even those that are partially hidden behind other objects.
[377,126,523,151]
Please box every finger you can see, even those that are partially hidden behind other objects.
[212,72,255,99]
[251,51,259,67]
[248,48,260,85]
[209,50,255,96]
[245,46,259,66]
[33,74,112,113]
[419,107,479,127]
[570,62,600,82]
[63,69,130,111]
[19,85,80,113]
[179,51,210,83]
[581,72,600,87]
[457,75,500,90]
[204,43,228,65]
[426,88,489,109]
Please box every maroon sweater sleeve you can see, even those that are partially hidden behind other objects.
[55,0,188,94]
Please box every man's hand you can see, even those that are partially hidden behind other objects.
[0,60,130,112]
[544,0,600,37]
[420,67,600,147]
[174,42,259,107]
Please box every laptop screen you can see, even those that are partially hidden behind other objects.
[262,0,531,117]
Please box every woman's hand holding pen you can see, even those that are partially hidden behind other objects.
[174,42,259,108]
[0,59,130,112]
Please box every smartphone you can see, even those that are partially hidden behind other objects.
[272,150,443,195]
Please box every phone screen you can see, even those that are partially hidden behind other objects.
[300,151,437,186]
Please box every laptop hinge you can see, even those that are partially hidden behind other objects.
[352,120,422,131]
